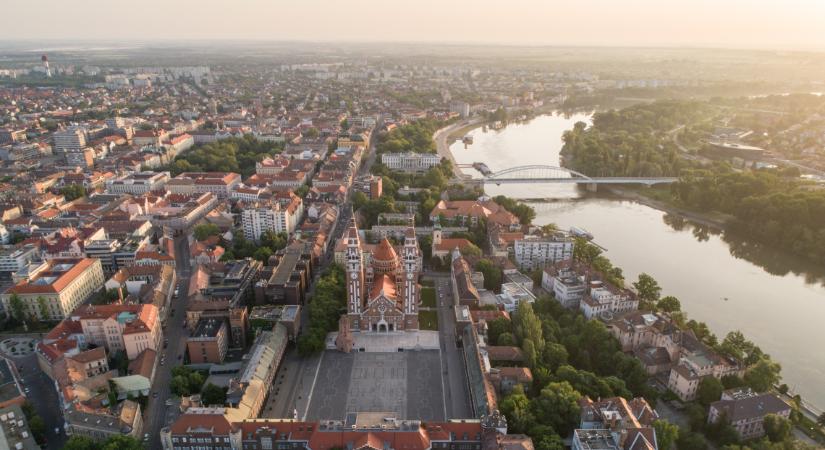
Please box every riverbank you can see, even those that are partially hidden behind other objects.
[604,185,732,230]
[442,112,825,413]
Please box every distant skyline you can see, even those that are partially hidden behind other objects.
[2,0,825,51]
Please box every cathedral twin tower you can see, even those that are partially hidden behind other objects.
[341,217,421,334]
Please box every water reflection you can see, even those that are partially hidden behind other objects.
[659,212,825,285]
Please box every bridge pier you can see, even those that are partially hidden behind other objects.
[586,183,598,192]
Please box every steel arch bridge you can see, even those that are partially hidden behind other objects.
[471,165,677,186]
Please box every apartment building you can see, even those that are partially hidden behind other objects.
[573,396,659,450]
[541,264,587,308]
[241,196,303,241]
[513,233,574,270]
[579,281,639,320]
[187,318,229,364]
[49,303,162,360]
[1,258,105,321]
[0,245,39,275]
[607,311,743,402]
[708,388,791,440]
[53,128,87,154]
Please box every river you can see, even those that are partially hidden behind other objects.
[449,113,825,411]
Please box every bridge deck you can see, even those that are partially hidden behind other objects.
[464,177,678,185]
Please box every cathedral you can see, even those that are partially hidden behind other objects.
[338,217,421,338]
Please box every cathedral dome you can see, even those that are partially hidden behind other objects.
[372,238,399,275]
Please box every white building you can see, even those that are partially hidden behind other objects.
[513,234,574,270]
[579,282,639,320]
[0,245,39,274]
[165,172,241,199]
[381,152,441,172]
[241,198,303,241]
[105,171,170,195]
[53,128,87,154]
[541,265,587,308]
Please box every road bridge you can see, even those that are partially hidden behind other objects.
[457,165,678,190]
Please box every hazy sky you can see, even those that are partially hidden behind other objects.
[2,0,825,50]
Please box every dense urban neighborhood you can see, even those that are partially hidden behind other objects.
[0,42,823,450]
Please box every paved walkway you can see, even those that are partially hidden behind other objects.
[325,331,440,352]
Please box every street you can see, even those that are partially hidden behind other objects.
[432,275,473,418]
[4,345,66,449]
[143,232,192,450]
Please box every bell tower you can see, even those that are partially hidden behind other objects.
[402,219,420,329]
[345,217,364,320]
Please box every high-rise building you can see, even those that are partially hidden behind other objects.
[53,128,87,155]
[241,197,303,241]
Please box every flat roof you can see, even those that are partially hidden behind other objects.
[191,318,226,338]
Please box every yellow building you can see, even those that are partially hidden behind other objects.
[2,258,105,321]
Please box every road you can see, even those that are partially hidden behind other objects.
[6,349,66,449]
[433,118,481,173]
[144,233,192,449]
[432,275,473,418]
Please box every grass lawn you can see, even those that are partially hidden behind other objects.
[420,287,436,308]
[419,310,439,330]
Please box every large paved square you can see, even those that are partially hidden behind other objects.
[306,350,445,421]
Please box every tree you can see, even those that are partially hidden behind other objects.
[697,376,724,407]
[676,430,708,450]
[28,415,46,444]
[352,191,369,210]
[763,414,792,443]
[499,385,534,433]
[193,223,220,241]
[8,293,26,323]
[201,383,227,405]
[657,295,681,313]
[486,317,512,345]
[522,338,538,369]
[497,333,515,346]
[633,273,662,306]
[530,381,582,436]
[475,259,503,292]
[513,302,543,352]
[171,375,192,396]
[533,433,564,450]
[63,435,98,450]
[260,230,288,252]
[460,243,482,258]
[36,296,50,320]
[60,184,86,201]
[253,247,273,263]
[100,435,144,450]
[653,420,679,450]
[744,358,782,392]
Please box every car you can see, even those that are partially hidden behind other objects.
[152,392,158,398]
[144,433,150,441]
[165,399,174,406]
[160,359,165,366]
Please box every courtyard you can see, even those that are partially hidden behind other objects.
[305,350,447,421]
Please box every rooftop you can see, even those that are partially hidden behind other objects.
[191,318,226,339]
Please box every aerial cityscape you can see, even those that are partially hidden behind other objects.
[1,2,825,450]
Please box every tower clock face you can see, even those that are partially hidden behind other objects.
[351,272,357,280]
[378,305,386,313]
[407,272,413,280]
